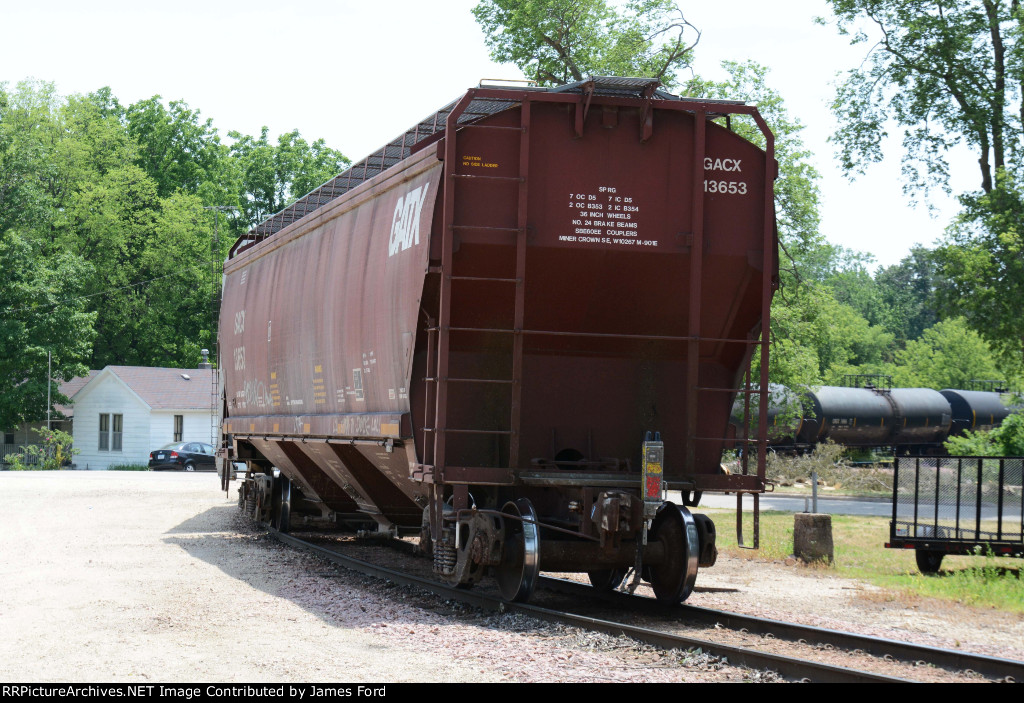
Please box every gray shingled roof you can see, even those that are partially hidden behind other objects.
[104,367,215,411]
[54,370,100,418]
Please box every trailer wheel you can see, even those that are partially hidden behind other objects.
[915,549,944,575]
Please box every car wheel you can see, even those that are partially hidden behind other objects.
[184,462,196,472]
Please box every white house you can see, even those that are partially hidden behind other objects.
[71,366,216,470]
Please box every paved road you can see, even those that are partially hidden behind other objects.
[680,492,1021,524]
[692,492,895,517]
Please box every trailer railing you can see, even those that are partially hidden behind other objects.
[888,455,1024,556]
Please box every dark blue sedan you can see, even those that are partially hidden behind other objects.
[148,442,216,471]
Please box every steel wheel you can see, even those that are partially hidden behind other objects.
[647,502,700,604]
[277,475,291,533]
[496,498,540,602]
[184,462,195,472]
[271,474,291,533]
[587,569,626,591]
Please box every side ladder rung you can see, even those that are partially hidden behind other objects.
[452,174,524,182]
[424,377,513,385]
[450,224,523,232]
[457,124,525,132]
[449,276,520,283]
[422,428,513,435]
[428,326,515,334]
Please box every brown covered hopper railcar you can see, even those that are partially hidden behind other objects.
[220,77,776,603]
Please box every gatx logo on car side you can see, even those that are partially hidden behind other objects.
[388,183,430,257]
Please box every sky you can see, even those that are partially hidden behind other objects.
[0,0,980,268]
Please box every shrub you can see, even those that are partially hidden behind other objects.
[8,428,77,471]
[766,440,893,493]
[945,411,1024,457]
[107,463,149,471]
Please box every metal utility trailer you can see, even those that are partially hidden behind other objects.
[887,455,1024,573]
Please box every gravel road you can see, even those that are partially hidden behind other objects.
[0,472,754,683]
[0,471,1019,683]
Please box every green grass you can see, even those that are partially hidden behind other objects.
[709,509,1024,612]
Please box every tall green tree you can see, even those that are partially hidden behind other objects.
[62,89,135,184]
[888,317,1005,388]
[52,163,228,368]
[0,81,64,236]
[0,232,95,428]
[54,163,162,366]
[824,0,1024,369]
[933,177,1024,369]
[472,0,699,88]
[874,245,941,344]
[1,79,353,400]
[767,282,894,387]
[229,126,349,229]
[1,82,136,245]
[825,248,886,327]
[1,81,99,427]
[126,96,231,201]
[825,0,1023,196]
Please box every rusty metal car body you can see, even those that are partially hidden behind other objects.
[220,77,776,603]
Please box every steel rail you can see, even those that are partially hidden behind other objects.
[267,529,909,683]
[537,576,1023,682]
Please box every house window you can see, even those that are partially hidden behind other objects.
[4,433,13,445]
[112,414,123,452]
[174,415,183,442]
[99,414,110,451]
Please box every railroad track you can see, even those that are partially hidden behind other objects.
[538,575,1023,682]
[268,528,1023,683]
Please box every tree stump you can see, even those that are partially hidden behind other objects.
[793,513,834,564]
